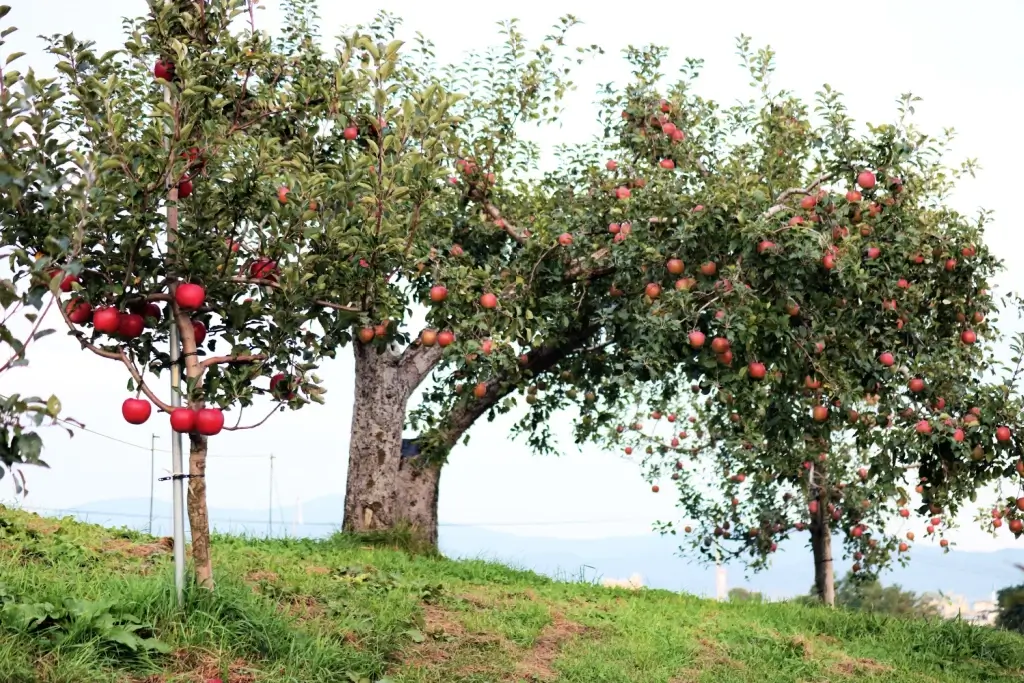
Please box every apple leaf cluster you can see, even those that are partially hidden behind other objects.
[0,6,74,488]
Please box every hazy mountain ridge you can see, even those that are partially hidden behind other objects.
[21,495,1022,603]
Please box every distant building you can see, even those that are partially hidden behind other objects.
[923,591,999,625]
[601,573,644,590]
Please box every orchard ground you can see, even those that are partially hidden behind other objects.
[1,507,1022,683]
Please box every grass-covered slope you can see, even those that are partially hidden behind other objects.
[0,506,1022,683]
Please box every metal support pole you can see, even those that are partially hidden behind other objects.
[148,434,159,535]
[268,454,274,537]
[169,319,186,605]
[164,83,186,607]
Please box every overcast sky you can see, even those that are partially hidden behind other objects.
[2,0,1024,554]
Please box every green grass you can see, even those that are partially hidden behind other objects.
[0,506,1022,683]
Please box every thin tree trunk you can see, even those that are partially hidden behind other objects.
[342,343,408,534]
[187,433,214,590]
[809,461,835,606]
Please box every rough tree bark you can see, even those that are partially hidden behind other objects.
[187,433,214,589]
[388,327,600,546]
[343,341,442,538]
[395,457,442,546]
[175,302,217,589]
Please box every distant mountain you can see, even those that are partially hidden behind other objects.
[23,495,1023,604]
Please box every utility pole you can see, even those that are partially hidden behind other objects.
[268,454,275,537]
[148,434,159,535]
[163,81,186,607]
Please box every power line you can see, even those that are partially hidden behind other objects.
[51,417,268,459]
[15,505,654,529]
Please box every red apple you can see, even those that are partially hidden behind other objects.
[558,232,573,246]
[710,337,730,354]
[117,313,145,339]
[248,258,279,281]
[908,378,925,393]
[857,170,876,189]
[757,240,775,254]
[420,329,438,346]
[153,59,174,80]
[122,398,152,425]
[480,293,498,309]
[800,194,817,210]
[899,508,910,518]
[659,159,675,169]
[748,362,766,380]
[170,408,197,433]
[997,426,1012,443]
[192,320,207,345]
[961,329,977,345]
[270,373,295,400]
[846,190,862,202]
[945,258,957,271]
[866,246,881,259]
[93,307,121,335]
[429,285,448,303]
[195,408,225,436]
[812,405,828,422]
[66,298,92,324]
[277,185,290,203]
[688,330,706,349]
[437,330,455,347]
[605,160,618,171]
[953,429,965,442]
[700,262,717,276]
[56,274,80,292]
[615,186,631,200]
[666,258,684,275]
[343,126,359,140]
[822,253,835,270]
[178,175,193,198]
[176,283,205,310]
[357,327,375,344]
[645,283,661,299]
[916,420,932,435]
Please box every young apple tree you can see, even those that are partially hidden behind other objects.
[1,0,458,588]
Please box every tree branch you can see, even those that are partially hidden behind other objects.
[56,295,173,412]
[199,353,267,369]
[482,202,527,245]
[229,277,362,312]
[399,341,445,394]
[430,325,600,452]
[223,403,279,431]
[564,247,614,281]
[762,172,833,219]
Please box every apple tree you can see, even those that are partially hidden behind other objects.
[0,6,77,492]
[0,0,461,588]
[599,42,1019,604]
[338,25,1020,612]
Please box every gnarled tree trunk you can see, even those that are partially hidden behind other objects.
[396,456,442,546]
[343,343,407,534]
[187,433,214,589]
[387,329,597,547]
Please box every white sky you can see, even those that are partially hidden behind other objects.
[2,0,1024,553]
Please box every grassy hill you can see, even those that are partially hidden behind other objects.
[1,506,1022,683]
